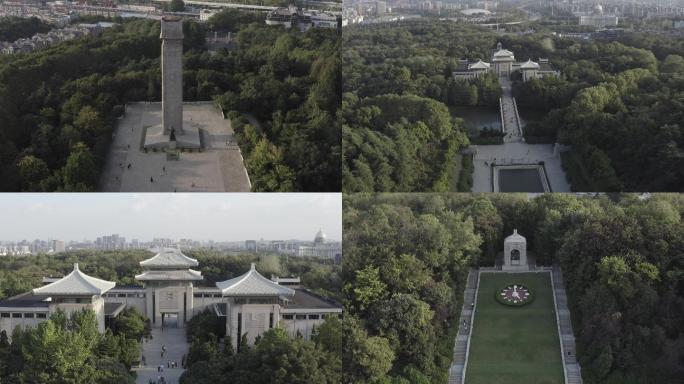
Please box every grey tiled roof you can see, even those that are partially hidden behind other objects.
[0,292,51,308]
[135,269,203,281]
[140,248,199,268]
[33,264,115,296]
[216,263,295,297]
[287,289,341,310]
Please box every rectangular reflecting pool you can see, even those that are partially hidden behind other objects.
[498,168,545,192]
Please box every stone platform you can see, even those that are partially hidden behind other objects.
[99,102,251,192]
[144,123,201,150]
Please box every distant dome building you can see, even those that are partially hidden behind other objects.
[314,229,327,245]
[296,229,341,260]
[594,4,603,15]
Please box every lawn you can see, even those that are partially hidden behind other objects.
[465,272,564,384]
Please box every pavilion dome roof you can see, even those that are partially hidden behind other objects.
[33,263,115,296]
[216,263,295,297]
[493,48,514,58]
[468,60,491,70]
[520,59,540,69]
[135,269,204,281]
[140,248,199,268]
[505,229,527,243]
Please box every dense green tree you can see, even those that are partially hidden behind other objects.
[246,138,295,192]
[73,106,106,145]
[63,142,97,191]
[17,155,49,191]
[341,317,394,384]
[0,16,51,41]
[168,0,185,12]
[112,307,146,341]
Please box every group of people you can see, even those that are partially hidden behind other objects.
[145,345,185,384]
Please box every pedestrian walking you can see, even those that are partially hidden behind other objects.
[150,177,154,183]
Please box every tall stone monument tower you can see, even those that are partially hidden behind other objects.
[161,16,184,137]
[144,17,200,149]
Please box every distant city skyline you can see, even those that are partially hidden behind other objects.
[0,193,341,242]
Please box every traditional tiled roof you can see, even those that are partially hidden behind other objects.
[493,48,514,58]
[216,263,295,297]
[33,263,115,296]
[505,229,527,242]
[135,269,203,281]
[520,59,540,69]
[468,60,491,70]
[140,248,198,268]
[285,289,342,310]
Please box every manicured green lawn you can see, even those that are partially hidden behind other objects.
[465,272,564,384]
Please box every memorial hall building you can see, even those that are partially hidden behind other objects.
[453,42,560,82]
[0,249,341,349]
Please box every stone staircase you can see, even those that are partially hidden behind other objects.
[553,266,583,384]
[448,269,479,384]
[499,77,523,143]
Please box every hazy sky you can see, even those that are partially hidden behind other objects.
[0,193,341,242]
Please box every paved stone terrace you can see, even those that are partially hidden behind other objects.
[134,327,188,384]
[99,102,251,192]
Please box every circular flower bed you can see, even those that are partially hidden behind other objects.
[495,284,534,307]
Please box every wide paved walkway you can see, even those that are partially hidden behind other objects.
[133,327,188,384]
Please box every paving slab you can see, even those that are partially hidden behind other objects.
[134,327,188,384]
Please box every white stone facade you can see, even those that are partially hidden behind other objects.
[503,229,528,271]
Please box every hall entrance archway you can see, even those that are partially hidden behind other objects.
[511,249,521,265]
[161,312,179,328]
